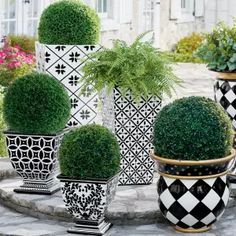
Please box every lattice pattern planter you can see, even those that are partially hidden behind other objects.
[5,131,65,194]
[102,88,162,185]
[58,172,119,235]
[36,42,102,127]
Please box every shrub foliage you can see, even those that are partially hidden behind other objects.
[3,72,70,134]
[154,96,233,160]
[82,33,181,101]
[59,124,120,179]
[38,0,100,45]
[195,21,236,71]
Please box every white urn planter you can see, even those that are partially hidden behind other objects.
[102,88,162,185]
[36,43,102,127]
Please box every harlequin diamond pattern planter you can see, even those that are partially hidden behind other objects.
[58,173,119,235]
[102,88,161,185]
[151,150,235,233]
[5,131,64,194]
[36,42,102,127]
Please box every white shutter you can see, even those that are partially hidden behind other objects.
[195,0,204,16]
[119,0,133,23]
[170,0,181,19]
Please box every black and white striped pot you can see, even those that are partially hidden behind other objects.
[214,72,236,190]
[150,150,235,233]
[35,42,102,127]
[57,172,120,235]
[4,130,65,194]
[102,87,161,185]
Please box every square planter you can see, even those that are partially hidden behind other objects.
[35,42,102,127]
[102,88,162,185]
[4,130,65,194]
[58,172,119,235]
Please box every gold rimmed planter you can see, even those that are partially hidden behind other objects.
[150,150,235,233]
[214,72,236,189]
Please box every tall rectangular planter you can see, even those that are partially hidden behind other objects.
[36,42,102,127]
[5,131,65,194]
[102,88,162,185]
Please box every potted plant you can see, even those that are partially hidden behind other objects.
[36,0,102,127]
[57,124,120,235]
[150,96,235,233]
[3,72,70,194]
[195,21,236,185]
[82,34,181,185]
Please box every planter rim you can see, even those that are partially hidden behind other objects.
[36,41,102,47]
[4,127,70,137]
[57,171,120,184]
[150,149,235,166]
[215,71,236,80]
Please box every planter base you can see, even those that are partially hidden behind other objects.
[14,178,60,195]
[67,220,112,235]
[175,225,211,233]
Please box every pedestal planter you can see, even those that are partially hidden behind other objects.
[150,150,235,233]
[57,172,119,235]
[4,130,65,194]
[35,42,102,127]
[102,88,161,185]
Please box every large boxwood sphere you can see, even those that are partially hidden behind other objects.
[3,72,70,134]
[59,124,120,179]
[154,96,233,160]
[38,0,100,45]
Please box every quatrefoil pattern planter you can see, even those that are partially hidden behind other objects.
[5,131,64,194]
[36,42,102,127]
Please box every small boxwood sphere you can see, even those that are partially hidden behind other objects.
[3,72,70,134]
[154,96,233,160]
[59,124,120,179]
[38,0,100,45]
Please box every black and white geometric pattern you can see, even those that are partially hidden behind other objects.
[214,79,236,129]
[59,173,119,235]
[158,175,229,230]
[36,43,102,127]
[5,132,63,194]
[102,88,162,185]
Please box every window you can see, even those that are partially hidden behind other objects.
[181,0,186,9]
[180,0,194,22]
[143,0,155,31]
[96,0,108,18]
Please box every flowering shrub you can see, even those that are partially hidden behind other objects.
[0,39,35,87]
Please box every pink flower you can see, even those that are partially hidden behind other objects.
[0,59,4,65]
[7,61,22,69]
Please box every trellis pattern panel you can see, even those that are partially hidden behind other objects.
[36,42,102,127]
[102,88,162,185]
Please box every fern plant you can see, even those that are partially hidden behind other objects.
[82,33,181,100]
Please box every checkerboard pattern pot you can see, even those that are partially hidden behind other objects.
[102,88,161,185]
[36,42,102,127]
[151,150,235,233]
[58,172,119,235]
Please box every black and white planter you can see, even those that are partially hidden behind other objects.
[4,130,65,194]
[57,172,119,235]
[150,150,235,233]
[214,72,236,192]
[102,87,162,185]
[35,42,102,127]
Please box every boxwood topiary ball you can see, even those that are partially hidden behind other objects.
[3,72,70,135]
[153,96,233,160]
[59,124,120,179]
[38,0,100,45]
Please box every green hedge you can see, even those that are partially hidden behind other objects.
[154,96,233,160]
[59,124,120,179]
[38,0,100,45]
[3,72,70,134]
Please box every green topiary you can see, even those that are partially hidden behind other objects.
[153,96,233,160]
[59,124,120,179]
[38,0,100,45]
[3,72,70,134]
